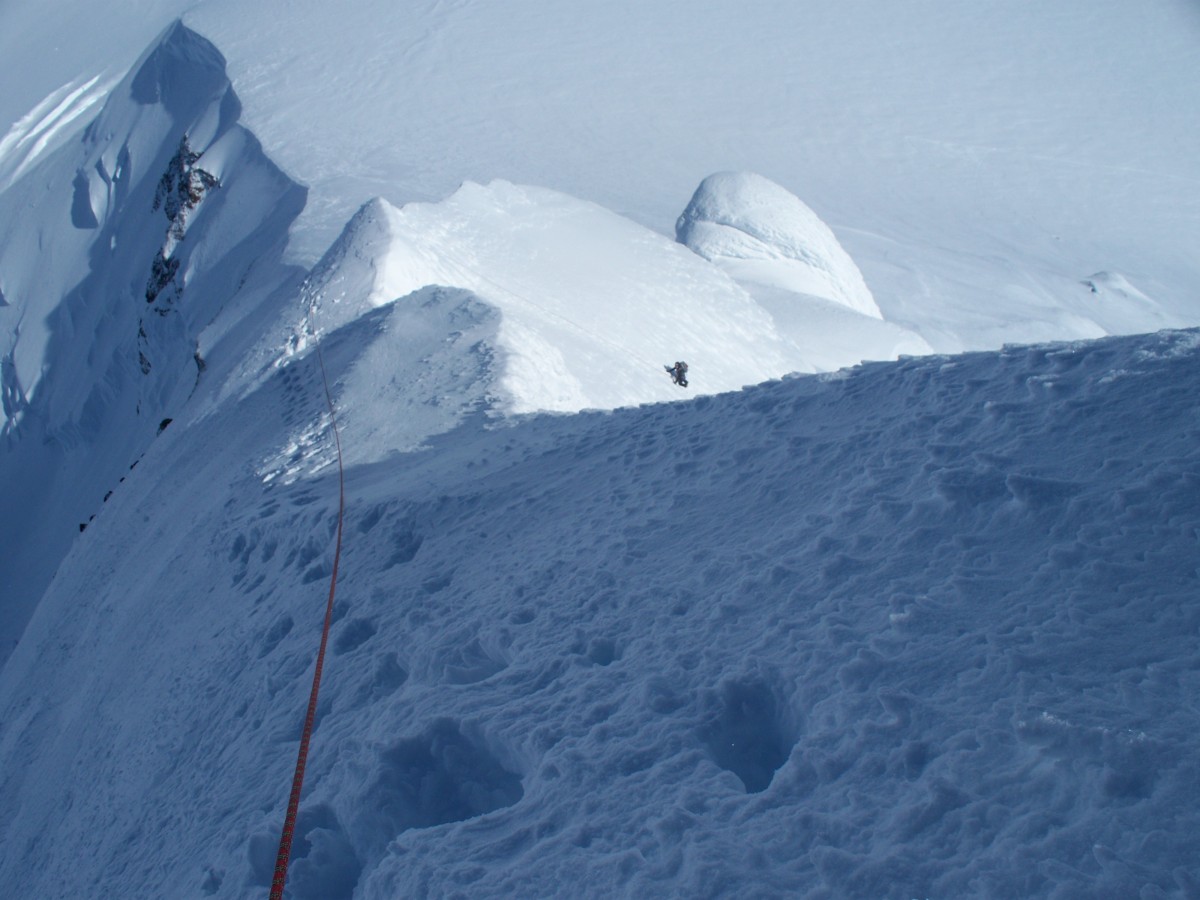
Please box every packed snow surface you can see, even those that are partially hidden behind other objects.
[2,326,1198,898]
[1,2,1199,898]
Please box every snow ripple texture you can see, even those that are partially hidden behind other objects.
[0,328,1197,898]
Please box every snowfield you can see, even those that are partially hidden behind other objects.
[2,323,1199,898]
[1,1,1199,898]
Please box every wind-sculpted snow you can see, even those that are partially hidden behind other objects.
[281,182,800,414]
[1,4,1199,898]
[0,22,306,663]
[677,171,880,319]
[0,74,114,193]
[1,327,1197,898]
[675,171,931,370]
[259,285,501,480]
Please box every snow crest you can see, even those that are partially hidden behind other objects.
[0,21,305,665]
[676,171,881,319]
[294,181,799,415]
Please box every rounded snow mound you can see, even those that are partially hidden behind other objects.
[676,171,880,319]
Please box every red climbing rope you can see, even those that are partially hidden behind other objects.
[269,324,346,900]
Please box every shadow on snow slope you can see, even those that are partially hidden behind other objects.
[0,21,306,666]
[0,325,1197,899]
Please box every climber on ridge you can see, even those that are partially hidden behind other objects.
[667,360,689,387]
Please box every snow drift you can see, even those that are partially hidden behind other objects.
[677,171,880,319]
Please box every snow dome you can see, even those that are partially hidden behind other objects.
[676,171,880,319]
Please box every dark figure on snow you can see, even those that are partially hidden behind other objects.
[670,360,689,387]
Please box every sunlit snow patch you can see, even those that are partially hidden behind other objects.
[677,172,931,368]
[0,74,114,191]
[677,171,880,319]
[259,285,499,481]
[289,181,798,416]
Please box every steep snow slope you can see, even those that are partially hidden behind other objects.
[0,5,1198,897]
[1,327,1197,898]
[0,22,918,669]
[0,24,306,663]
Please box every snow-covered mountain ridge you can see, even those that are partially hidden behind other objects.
[0,20,938,659]
[1,5,1198,898]
[2,321,1198,897]
[0,22,306,664]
